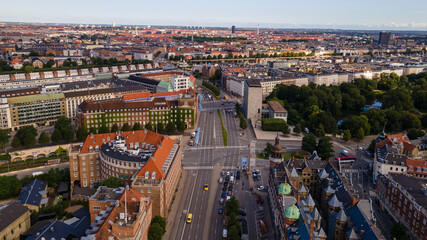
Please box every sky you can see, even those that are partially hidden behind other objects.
[2,0,427,30]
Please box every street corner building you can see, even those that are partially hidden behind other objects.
[70,129,182,218]
[0,202,31,240]
[84,187,152,240]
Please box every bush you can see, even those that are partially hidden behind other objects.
[261,118,289,133]
[202,81,220,96]
[218,109,228,146]
[98,177,124,189]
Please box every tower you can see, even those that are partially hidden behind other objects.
[269,134,283,163]
[379,31,391,46]
[231,25,236,34]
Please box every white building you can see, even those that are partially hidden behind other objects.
[134,52,154,61]
[0,98,11,129]
[171,76,190,91]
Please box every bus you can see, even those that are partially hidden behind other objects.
[335,156,356,164]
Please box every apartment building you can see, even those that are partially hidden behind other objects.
[77,89,197,131]
[377,173,427,240]
[70,130,181,219]
[85,187,152,240]
[243,79,262,120]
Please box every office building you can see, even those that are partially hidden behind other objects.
[77,89,197,131]
[243,79,262,120]
[379,31,392,46]
[232,25,236,34]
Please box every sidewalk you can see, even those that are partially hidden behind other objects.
[164,170,187,240]
[251,120,303,141]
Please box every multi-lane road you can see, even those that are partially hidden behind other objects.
[169,92,254,240]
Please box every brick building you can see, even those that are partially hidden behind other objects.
[377,173,427,240]
[85,187,152,240]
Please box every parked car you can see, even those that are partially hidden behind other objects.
[227,191,232,196]
[222,186,227,192]
[236,171,240,180]
[219,198,224,205]
[257,186,265,191]
[221,171,225,176]
[228,185,233,191]
[218,207,223,214]
[238,209,247,216]
[219,177,223,183]
[221,192,226,198]
[224,181,228,186]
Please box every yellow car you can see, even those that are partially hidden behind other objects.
[204,184,209,191]
[186,213,192,223]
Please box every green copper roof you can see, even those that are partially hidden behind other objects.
[278,183,291,195]
[285,205,300,219]
[158,81,173,89]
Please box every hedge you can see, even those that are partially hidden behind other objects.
[261,118,289,132]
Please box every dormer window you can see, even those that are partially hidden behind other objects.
[151,172,156,179]
[145,171,149,179]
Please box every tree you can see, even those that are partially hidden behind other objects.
[0,129,10,149]
[23,65,34,73]
[264,142,273,159]
[293,123,302,134]
[367,139,376,155]
[89,127,97,134]
[76,126,88,141]
[176,121,185,132]
[166,122,176,135]
[98,125,110,134]
[38,132,50,145]
[111,124,119,133]
[145,122,153,131]
[98,177,124,188]
[239,118,248,130]
[407,128,424,140]
[121,123,132,132]
[302,133,317,153]
[11,135,21,148]
[132,123,141,131]
[314,123,326,136]
[281,121,290,135]
[15,126,37,148]
[44,59,55,68]
[157,123,165,134]
[148,223,164,240]
[51,129,62,143]
[356,127,365,141]
[54,116,74,142]
[317,137,334,160]
[390,223,410,240]
[151,216,166,234]
[342,129,351,142]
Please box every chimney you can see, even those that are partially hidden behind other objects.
[90,133,94,138]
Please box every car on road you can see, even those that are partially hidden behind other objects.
[231,171,235,176]
[227,191,232,196]
[221,192,226,198]
[257,186,265,191]
[226,171,230,176]
[230,176,234,183]
[238,209,247,216]
[221,171,225,176]
[225,176,230,181]
[223,181,228,186]
[226,196,231,202]
[222,186,227,192]
[236,171,240,180]
[219,198,224,205]
[218,207,223,214]
[253,174,260,181]
[186,213,192,223]
[219,177,223,183]
[204,184,209,191]
[228,185,233,191]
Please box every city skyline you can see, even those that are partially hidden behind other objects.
[2,0,427,31]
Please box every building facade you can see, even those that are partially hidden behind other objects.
[377,173,427,240]
[77,89,197,131]
[0,202,31,240]
[243,79,262,120]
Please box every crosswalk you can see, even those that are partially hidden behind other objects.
[182,166,239,170]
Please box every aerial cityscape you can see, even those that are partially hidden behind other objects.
[0,1,427,240]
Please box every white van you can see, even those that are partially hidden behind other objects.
[222,229,228,238]
[230,176,234,183]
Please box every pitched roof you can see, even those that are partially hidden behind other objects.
[299,185,307,193]
[347,228,360,240]
[336,208,347,222]
[290,168,299,177]
[328,194,343,208]
[0,202,29,231]
[18,179,47,207]
[318,169,329,179]
[306,194,315,207]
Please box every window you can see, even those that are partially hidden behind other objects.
[93,206,101,210]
